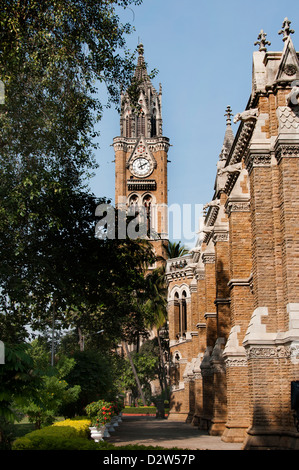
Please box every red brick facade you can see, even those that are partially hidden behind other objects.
[166,24,299,449]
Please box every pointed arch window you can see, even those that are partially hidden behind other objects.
[151,108,157,137]
[172,289,189,340]
[137,112,145,136]
[181,291,187,334]
[126,116,132,137]
[143,194,152,236]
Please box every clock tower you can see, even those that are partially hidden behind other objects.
[113,44,170,263]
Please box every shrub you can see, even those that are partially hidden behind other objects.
[52,419,91,438]
[85,400,115,427]
[124,406,156,414]
[12,419,97,450]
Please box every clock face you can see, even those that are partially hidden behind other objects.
[131,157,152,177]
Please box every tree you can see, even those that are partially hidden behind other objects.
[0,0,143,172]
[118,347,158,404]
[0,343,43,447]
[18,340,81,428]
[143,266,169,398]
[166,241,189,259]
[60,349,120,416]
[0,0,147,343]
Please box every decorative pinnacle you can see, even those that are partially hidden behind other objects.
[137,43,144,55]
[278,17,295,42]
[224,106,233,125]
[254,29,271,52]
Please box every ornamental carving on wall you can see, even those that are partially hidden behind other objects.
[224,357,248,368]
[202,253,215,264]
[284,64,297,76]
[212,231,229,243]
[245,153,271,173]
[276,145,299,162]
[226,201,250,216]
[246,345,290,360]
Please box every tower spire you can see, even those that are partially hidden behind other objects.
[219,106,234,161]
[134,42,149,82]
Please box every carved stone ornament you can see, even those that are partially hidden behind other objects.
[276,145,299,163]
[224,357,248,368]
[245,344,292,361]
[202,252,215,264]
[233,108,259,124]
[245,153,271,173]
[284,64,297,76]
[212,231,229,243]
[225,201,250,216]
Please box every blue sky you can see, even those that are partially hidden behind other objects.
[88,0,299,246]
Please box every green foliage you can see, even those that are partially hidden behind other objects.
[22,376,81,429]
[166,241,189,259]
[123,406,155,414]
[118,347,158,402]
[0,343,41,423]
[17,340,81,428]
[85,399,114,427]
[12,417,183,451]
[12,420,98,450]
[0,0,153,347]
[61,349,119,416]
[0,0,142,167]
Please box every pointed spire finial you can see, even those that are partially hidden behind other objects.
[137,42,144,56]
[278,17,295,42]
[224,106,233,125]
[254,29,271,52]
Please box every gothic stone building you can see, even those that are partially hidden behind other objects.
[166,19,299,450]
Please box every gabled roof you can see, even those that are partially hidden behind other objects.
[275,36,299,83]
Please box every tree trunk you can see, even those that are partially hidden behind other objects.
[123,342,146,406]
[157,330,168,399]
[78,326,84,352]
[51,298,55,366]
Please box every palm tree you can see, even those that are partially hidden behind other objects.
[166,240,189,259]
[144,266,169,398]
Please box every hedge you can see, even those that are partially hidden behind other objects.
[12,418,181,451]
[12,419,99,450]
[123,406,156,414]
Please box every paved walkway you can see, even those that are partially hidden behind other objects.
[106,416,243,451]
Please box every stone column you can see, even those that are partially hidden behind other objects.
[222,194,253,442]
[200,247,216,430]
[194,267,206,427]
[209,227,230,435]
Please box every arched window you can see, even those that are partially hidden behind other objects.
[128,194,139,218]
[151,108,157,137]
[143,194,152,236]
[181,291,187,335]
[129,194,139,206]
[126,116,132,137]
[171,287,189,340]
[174,292,180,339]
[137,112,145,136]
